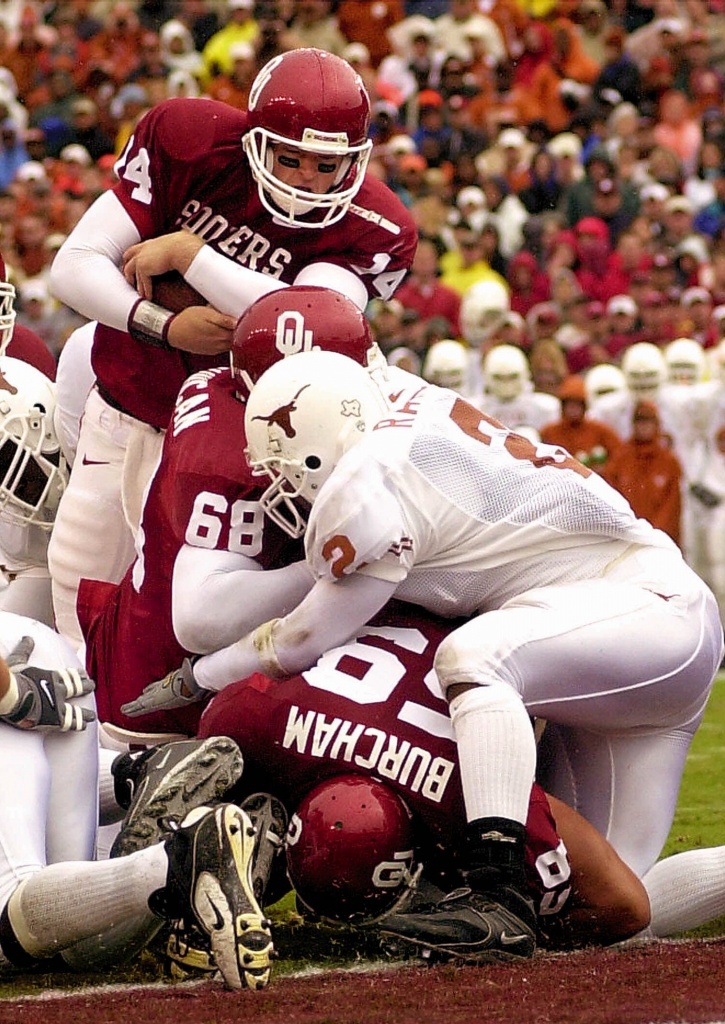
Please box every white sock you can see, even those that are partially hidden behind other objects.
[449,683,536,825]
[642,846,725,937]
[98,746,125,827]
[6,844,168,959]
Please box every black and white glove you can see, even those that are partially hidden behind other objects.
[120,658,209,718]
[1,636,96,732]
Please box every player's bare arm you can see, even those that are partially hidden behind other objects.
[545,794,650,948]
[123,231,206,298]
[165,306,236,355]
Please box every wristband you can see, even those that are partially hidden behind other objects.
[251,618,286,679]
[128,298,177,350]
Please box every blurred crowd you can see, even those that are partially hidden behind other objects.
[3,0,725,594]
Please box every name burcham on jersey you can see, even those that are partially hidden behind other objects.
[282,704,455,803]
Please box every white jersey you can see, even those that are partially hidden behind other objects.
[306,385,675,616]
[474,390,559,434]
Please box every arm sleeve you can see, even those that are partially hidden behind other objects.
[293,263,368,310]
[48,191,143,332]
[171,544,316,654]
[184,245,289,318]
[183,252,368,318]
[194,572,397,692]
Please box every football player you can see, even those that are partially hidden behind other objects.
[47,48,417,648]
[0,612,272,990]
[128,348,721,966]
[77,286,384,740]
[0,357,68,626]
[195,601,649,951]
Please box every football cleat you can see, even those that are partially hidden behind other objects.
[240,792,288,904]
[110,737,244,858]
[380,884,536,965]
[151,803,275,990]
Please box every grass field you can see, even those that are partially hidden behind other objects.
[1,674,724,998]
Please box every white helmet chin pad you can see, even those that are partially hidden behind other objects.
[244,128,371,228]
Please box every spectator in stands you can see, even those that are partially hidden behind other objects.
[1,7,48,104]
[63,97,114,164]
[605,293,642,361]
[693,165,725,239]
[605,399,683,546]
[395,236,461,337]
[514,18,599,135]
[378,15,437,110]
[204,42,256,110]
[434,0,505,67]
[540,374,622,474]
[591,25,642,108]
[159,19,204,83]
[0,119,28,190]
[336,0,405,69]
[653,88,703,177]
[440,225,507,298]
[201,0,259,86]
[282,0,347,57]
[85,4,145,88]
[27,70,81,158]
[506,250,551,318]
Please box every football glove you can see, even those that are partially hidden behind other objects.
[1,636,96,733]
[121,658,209,718]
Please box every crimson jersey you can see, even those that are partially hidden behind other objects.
[78,366,302,733]
[93,98,416,428]
[198,602,572,919]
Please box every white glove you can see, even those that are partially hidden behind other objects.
[121,658,208,718]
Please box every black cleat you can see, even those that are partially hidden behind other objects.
[111,737,244,858]
[380,885,536,965]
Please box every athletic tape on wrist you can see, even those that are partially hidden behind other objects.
[128,298,177,350]
[252,618,286,679]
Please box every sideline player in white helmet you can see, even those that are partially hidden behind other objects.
[476,343,559,432]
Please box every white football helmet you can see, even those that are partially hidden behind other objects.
[422,339,469,393]
[0,357,67,528]
[664,337,706,385]
[460,279,510,347]
[245,350,390,537]
[584,363,626,404]
[709,339,725,386]
[0,252,16,357]
[621,342,666,395]
[482,344,530,401]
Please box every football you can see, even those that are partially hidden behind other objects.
[151,270,207,313]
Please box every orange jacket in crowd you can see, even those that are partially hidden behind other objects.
[604,401,683,546]
[540,375,622,474]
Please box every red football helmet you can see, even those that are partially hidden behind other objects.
[231,285,381,396]
[285,775,421,923]
[0,252,17,357]
[243,48,372,228]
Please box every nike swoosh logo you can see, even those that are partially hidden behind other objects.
[152,748,173,772]
[82,455,111,466]
[206,893,226,931]
[499,931,528,946]
[39,678,56,708]
[388,390,404,404]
